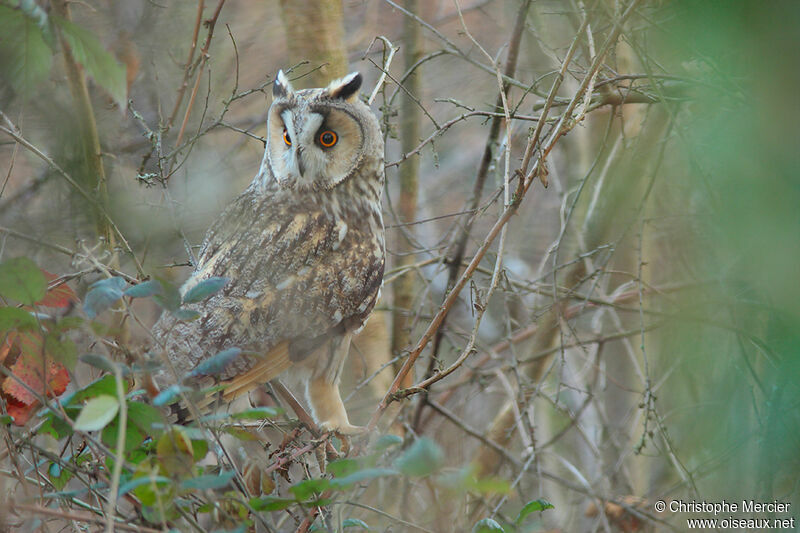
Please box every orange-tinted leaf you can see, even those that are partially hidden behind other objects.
[0,332,16,364]
[3,333,44,404]
[37,270,78,308]
[2,332,70,406]
[49,363,69,396]
[6,396,34,426]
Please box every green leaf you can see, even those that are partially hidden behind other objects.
[51,15,126,109]
[127,445,151,466]
[102,416,144,454]
[79,354,129,376]
[182,277,229,304]
[118,474,171,498]
[124,280,163,299]
[141,503,179,524]
[0,414,14,425]
[48,461,73,491]
[466,475,511,495]
[187,347,242,378]
[152,278,181,311]
[192,438,209,461]
[83,277,126,319]
[289,478,330,500]
[327,458,360,478]
[180,470,235,490]
[374,434,403,452]
[516,499,554,523]
[39,407,78,439]
[127,401,164,437]
[231,406,283,420]
[0,307,38,332]
[223,426,257,441]
[51,316,84,332]
[342,518,370,530]
[394,437,444,477]
[72,374,127,403]
[0,5,53,93]
[197,502,215,513]
[74,394,119,432]
[439,465,511,495]
[44,334,77,371]
[472,518,505,533]
[0,257,47,305]
[249,496,296,512]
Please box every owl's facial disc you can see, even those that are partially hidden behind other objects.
[269,104,363,190]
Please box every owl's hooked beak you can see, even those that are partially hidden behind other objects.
[295,146,306,177]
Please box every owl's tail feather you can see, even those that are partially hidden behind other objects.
[222,341,292,401]
[167,342,292,424]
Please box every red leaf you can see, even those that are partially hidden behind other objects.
[6,397,34,426]
[36,270,78,308]
[0,332,16,364]
[2,332,70,409]
[49,363,69,397]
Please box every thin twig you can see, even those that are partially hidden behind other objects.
[175,0,227,149]
[0,113,144,276]
[104,364,128,533]
[9,503,161,533]
[369,0,643,429]
[364,36,399,105]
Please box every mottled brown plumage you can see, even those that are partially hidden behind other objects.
[151,71,384,433]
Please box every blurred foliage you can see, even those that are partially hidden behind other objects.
[0,1,125,103]
[654,0,800,504]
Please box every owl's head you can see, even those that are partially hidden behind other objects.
[263,70,383,191]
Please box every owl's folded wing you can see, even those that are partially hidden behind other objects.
[151,189,384,393]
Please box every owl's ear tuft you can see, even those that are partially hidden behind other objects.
[327,72,362,102]
[273,70,294,98]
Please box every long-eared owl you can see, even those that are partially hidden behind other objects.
[151,70,385,433]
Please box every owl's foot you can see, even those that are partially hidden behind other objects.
[317,422,367,459]
[307,376,363,436]
[319,420,366,435]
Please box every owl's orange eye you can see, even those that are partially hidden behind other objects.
[319,130,337,148]
[282,128,292,146]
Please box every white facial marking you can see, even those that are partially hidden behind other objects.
[301,113,324,145]
[278,109,300,181]
[280,109,296,140]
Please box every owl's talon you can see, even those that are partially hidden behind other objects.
[318,421,366,436]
